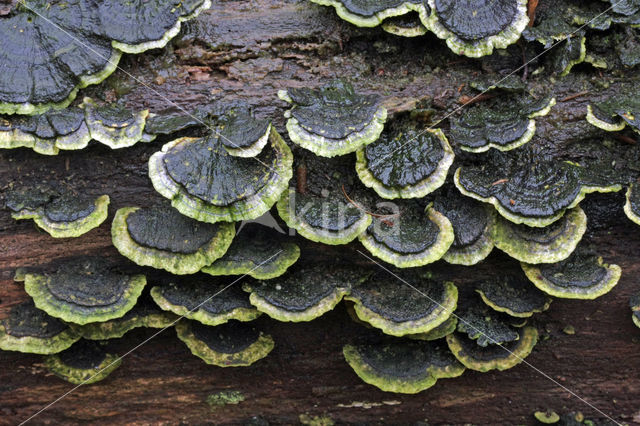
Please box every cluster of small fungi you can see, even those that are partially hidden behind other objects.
[1,0,639,403]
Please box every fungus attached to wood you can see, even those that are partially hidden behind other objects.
[0,0,210,115]
[175,320,274,367]
[23,257,147,325]
[493,206,587,264]
[217,108,272,157]
[446,326,538,372]
[455,299,520,347]
[242,266,364,322]
[549,34,587,77]
[345,270,457,336]
[630,292,640,329]
[309,0,430,28]
[449,95,555,153]
[426,0,529,57]
[150,281,260,326]
[476,275,552,318]
[6,185,109,238]
[82,98,149,149]
[278,80,387,157]
[111,205,235,275]
[355,125,454,199]
[521,248,622,299]
[201,224,300,280]
[408,316,458,341]
[382,13,429,37]
[586,96,640,134]
[149,123,293,223]
[0,300,80,354]
[44,340,121,384]
[358,201,454,268]
[434,189,495,266]
[343,339,464,393]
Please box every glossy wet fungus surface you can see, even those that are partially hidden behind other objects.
[279,80,387,157]
[521,247,622,299]
[217,108,272,157]
[151,280,260,326]
[175,320,274,367]
[82,98,149,148]
[587,95,640,134]
[149,121,293,223]
[6,185,109,238]
[343,338,464,394]
[476,275,552,318]
[309,0,430,28]
[0,300,80,354]
[201,223,300,280]
[0,0,210,115]
[44,340,122,384]
[625,184,640,225]
[23,257,147,325]
[112,205,235,275]
[455,298,520,347]
[630,292,640,328]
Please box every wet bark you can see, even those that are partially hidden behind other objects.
[1,0,640,424]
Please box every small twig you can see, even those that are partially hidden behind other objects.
[560,91,590,102]
[458,93,497,106]
[527,0,539,27]
[615,134,637,145]
[341,185,399,220]
[492,178,509,186]
[296,164,307,194]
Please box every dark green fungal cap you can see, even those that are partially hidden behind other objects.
[343,338,464,394]
[454,148,621,227]
[175,320,274,367]
[201,224,300,280]
[449,95,555,153]
[243,265,365,322]
[112,205,235,275]
[6,185,109,238]
[278,80,386,157]
[408,315,458,341]
[604,0,640,17]
[70,297,179,340]
[0,0,209,115]
[151,280,260,326]
[493,206,587,264]
[476,275,552,318]
[24,257,146,325]
[149,125,293,223]
[346,270,457,336]
[630,292,640,329]
[521,248,621,299]
[310,0,430,28]
[144,110,207,136]
[434,189,495,266]
[549,34,587,77]
[381,13,429,37]
[355,124,454,199]
[83,98,149,148]
[217,108,272,157]
[0,300,80,354]
[426,0,529,57]
[359,200,454,268]
[446,326,538,372]
[455,299,520,347]
[586,96,640,134]
[44,340,121,385]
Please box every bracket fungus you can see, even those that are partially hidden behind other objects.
[310,0,429,28]
[343,339,464,394]
[44,340,121,385]
[624,184,640,225]
[355,125,454,199]
[0,0,210,115]
[449,95,555,153]
[111,205,235,275]
[345,270,458,336]
[23,258,146,325]
[455,300,520,347]
[149,121,293,223]
[175,320,274,367]
[150,281,260,327]
[476,276,552,318]
[408,315,458,341]
[242,266,365,322]
[278,80,387,157]
[381,13,429,37]
[549,34,587,77]
[82,98,149,149]
[493,206,587,264]
[6,185,109,238]
[201,224,300,280]
[630,292,640,329]
[586,96,640,134]
[454,148,622,227]
[521,248,622,299]
[358,201,454,268]
[446,326,538,372]
[433,189,495,266]
[426,0,529,57]
[217,108,273,158]
[0,300,80,354]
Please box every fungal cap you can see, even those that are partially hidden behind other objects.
[408,316,458,341]
[310,0,429,28]
[476,277,552,318]
[71,306,178,340]
[623,185,640,226]
[441,203,496,266]
[44,341,121,384]
[446,326,538,372]
[175,320,274,367]
[111,206,235,275]
[381,14,429,37]
[534,411,561,424]
[83,98,149,149]
[586,105,628,132]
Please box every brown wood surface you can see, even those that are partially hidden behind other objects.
[1,0,640,424]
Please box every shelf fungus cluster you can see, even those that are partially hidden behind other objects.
[0,0,210,115]
[310,0,529,57]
